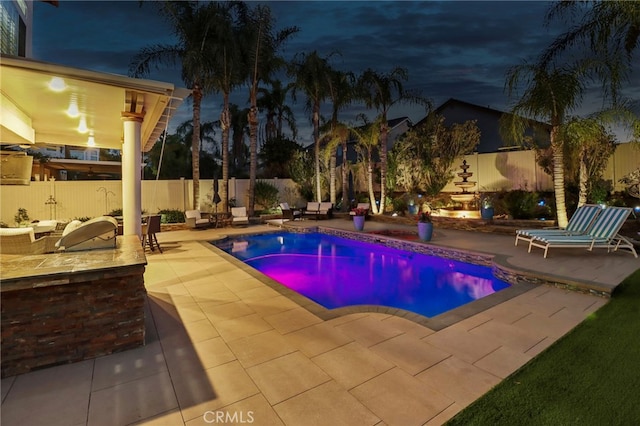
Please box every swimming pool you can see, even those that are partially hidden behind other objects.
[213,231,511,318]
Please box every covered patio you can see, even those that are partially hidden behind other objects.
[1,54,189,235]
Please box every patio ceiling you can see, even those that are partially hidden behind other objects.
[0,55,190,152]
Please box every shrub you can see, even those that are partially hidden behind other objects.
[158,209,185,223]
[391,197,408,213]
[502,190,539,219]
[255,180,279,210]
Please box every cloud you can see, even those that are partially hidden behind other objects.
[31,1,639,144]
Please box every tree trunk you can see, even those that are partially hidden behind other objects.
[551,126,568,228]
[341,138,348,211]
[578,145,588,207]
[313,106,321,202]
[248,101,258,217]
[367,149,378,214]
[192,84,202,210]
[378,121,388,215]
[220,96,230,213]
[329,149,336,206]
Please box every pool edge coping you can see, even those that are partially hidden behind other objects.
[202,224,611,331]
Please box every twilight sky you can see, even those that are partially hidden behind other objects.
[32,1,639,146]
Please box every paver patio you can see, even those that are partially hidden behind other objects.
[2,218,637,425]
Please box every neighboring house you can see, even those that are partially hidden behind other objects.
[0,0,57,58]
[332,99,550,169]
[423,98,550,153]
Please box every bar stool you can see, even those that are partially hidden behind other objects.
[141,215,162,253]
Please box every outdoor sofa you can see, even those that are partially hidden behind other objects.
[303,202,333,220]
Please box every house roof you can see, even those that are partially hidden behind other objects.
[416,98,550,153]
[0,55,190,152]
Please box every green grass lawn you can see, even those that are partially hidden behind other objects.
[447,269,640,425]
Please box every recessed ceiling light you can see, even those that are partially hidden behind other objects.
[78,116,88,133]
[67,97,79,117]
[49,77,66,92]
[87,133,96,147]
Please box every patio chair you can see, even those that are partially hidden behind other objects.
[231,207,249,226]
[317,202,333,219]
[0,227,58,254]
[185,209,213,229]
[141,215,162,253]
[515,204,602,246]
[303,202,321,220]
[528,206,637,258]
[279,202,301,221]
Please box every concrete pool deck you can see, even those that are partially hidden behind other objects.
[2,218,638,425]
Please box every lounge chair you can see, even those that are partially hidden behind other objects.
[56,216,118,251]
[280,202,302,221]
[528,206,637,258]
[231,207,249,226]
[185,210,213,229]
[515,204,602,246]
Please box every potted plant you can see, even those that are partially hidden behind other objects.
[14,208,30,227]
[417,210,433,241]
[480,195,494,220]
[351,207,367,231]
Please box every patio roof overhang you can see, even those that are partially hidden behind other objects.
[0,55,190,152]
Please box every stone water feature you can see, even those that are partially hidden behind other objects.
[439,159,481,218]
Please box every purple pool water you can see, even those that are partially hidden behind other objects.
[213,231,510,318]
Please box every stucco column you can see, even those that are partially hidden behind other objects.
[121,113,143,237]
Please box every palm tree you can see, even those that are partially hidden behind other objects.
[356,67,430,214]
[257,79,297,141]
[206,1,247,213]
[501,61,590,228]
[228,104,250,177]
[351,116,384,209]
[289,51,335,202]
[561,116,616,206]
[240,4,298,216]
[129,1,220,210]
[543,1,639,64]
[325,69,356,209]
[175,120,217,155]
[542,1,639,110]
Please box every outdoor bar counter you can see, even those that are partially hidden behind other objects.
[0,235,147,378]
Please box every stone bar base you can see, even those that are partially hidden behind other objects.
[1,236,146,378]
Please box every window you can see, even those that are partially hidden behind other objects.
[0,2,25,57]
